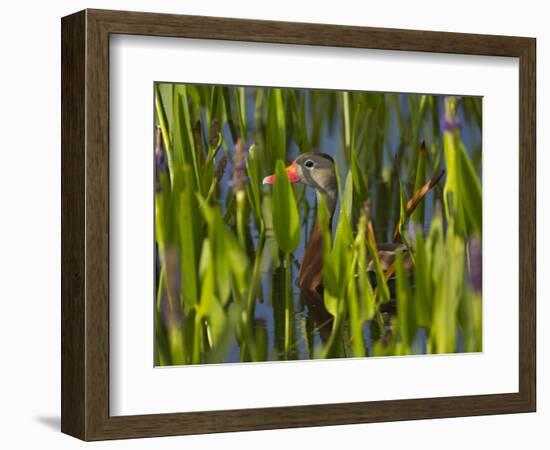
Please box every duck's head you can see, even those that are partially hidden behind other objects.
[263,152,338,212]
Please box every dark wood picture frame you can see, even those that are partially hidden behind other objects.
[61,8,536,441]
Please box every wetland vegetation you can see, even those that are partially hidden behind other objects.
[154,83,482,365]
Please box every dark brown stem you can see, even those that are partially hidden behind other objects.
[392,169,445,241]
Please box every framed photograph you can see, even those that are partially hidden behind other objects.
[61,9,536,441]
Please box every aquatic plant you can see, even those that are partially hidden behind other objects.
[154,84,482,365]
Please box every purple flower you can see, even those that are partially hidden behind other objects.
[155,126,167,192]
[468,236,482,294]
[231,139,249,193]
[441,115,461,132]
[441,96,461,132]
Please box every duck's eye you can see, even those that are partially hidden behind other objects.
[304,159,315,169]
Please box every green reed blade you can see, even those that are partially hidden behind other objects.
[234,87,248,142]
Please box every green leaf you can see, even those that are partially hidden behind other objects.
[350,149,368,209]
[342,91,351,155]
[288,90,311,152]
[442,97,466,233]
[208,86,223,124]
[245,144,263,228]
[394,176,408,240]
[177,166,202,311]
[457,142,482,234]
[413,231,432,328]
[331,210,354,297]
[154,84,174,183]
[222,86,239,143]
[173,85,201,193]
[342,170,354,221]
[458,286,481,353]
[234,87,248,142]
[196,195,247,304]
[396,251,417,352]
[197,239,228,349]
[442,97,482,237]
[355,216,376,321]
[365,223,390,304]
[346,278,366,357]
[430,224,465,353]
[266,89,286,171]
[271,160,301,254]
[318,195,338,299]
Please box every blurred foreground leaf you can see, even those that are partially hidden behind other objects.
[271,160,301,254]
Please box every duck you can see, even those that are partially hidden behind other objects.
[262,152,416,295]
